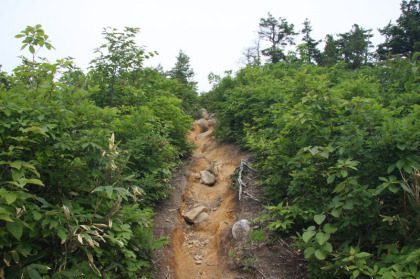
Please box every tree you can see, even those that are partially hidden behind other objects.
[378,0,420,58]
[167,50,198,116]
[241,38,262,67]
[90,27,155,107]
[168,50,196,87]
[301,18,321,64]
[259,13,297,63]
[319,34,340,67]
[338,24,373,69]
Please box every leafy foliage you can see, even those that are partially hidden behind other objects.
[202,53,420,277]
[0,25,194,278]
[378,0,420,59]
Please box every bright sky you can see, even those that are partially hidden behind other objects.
[0,0,403,92]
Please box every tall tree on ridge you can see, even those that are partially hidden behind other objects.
[259,13,297,63]
[168,50,196,88]
[378,0,420,59]
[168,50,198,115]
[319,34,340,67]
[301,18,321,64]
[338,24,373,69]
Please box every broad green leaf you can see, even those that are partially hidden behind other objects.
[28,264,51,271]
[387,164,396,174]
[331,208,342,218]
[29,45,35,54]
[10,161,22,170]
[309,146,319,156]
[11,169,24,181]
[356,252,371,258]
[302,230,316,243]
[0,214,13,222]
[57,229,68,241]
[341,169,348,177]
[315,232,330,245]
[327,175,335,184]
[314,214,326,225]
[4,193,17,204]
[25,179,44,186]
[315,249,327,260]
[396,159,404,170]
[353,270,360,278]
[7,221,23,240]
[33,211,43,221]
[322,241,333,253]
[323,223,337,234]
[105,186,113,198]
[343,200,354,210]
[304,247,316,259]
[389,184,398,193]
[26,268,42,279]
[320,151,329,158]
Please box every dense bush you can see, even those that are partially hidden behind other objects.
[0,25,193,278]
[202,55,420,277]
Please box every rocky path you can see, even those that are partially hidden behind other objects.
[152,112,306,279]
[153,113,250,278]
[173,117,250,278]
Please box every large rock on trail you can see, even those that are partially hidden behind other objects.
[182,205,208,223]
[200,170,216,186]
[193,118,209,132]
[201,108,210,120]
[232,219,251,241]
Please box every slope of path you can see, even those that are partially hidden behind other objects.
[168,122,250,279]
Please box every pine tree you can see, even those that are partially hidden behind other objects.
[338,24,373,69]
[319,34,340,67]
[378,0,420,58]
[301,18,321,64]
[168,50,196,87]
[258,13,297,63]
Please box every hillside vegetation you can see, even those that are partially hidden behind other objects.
[200,2,420,277]
[0,26,196,278]
[1,1,420,278]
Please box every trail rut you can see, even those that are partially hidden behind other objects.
[153,118,250,278]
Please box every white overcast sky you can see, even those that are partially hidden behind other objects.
[0,0,403,92]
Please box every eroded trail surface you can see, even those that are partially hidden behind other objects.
[153,116,250,279]
[174,121,249,278]
[153,113,306,279]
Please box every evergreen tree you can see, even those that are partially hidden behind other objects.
[168,50,198,115]
[319,34,340,67]
[378,0,420,58]
[259,13,297,63]
[338,24,373,69]
[301,18,321,64]
[168,50,196,88]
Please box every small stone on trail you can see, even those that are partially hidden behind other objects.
[193,118,209,132]
[232,219,251,240]
[182,206,207,223]
[196,129,213,140]
[191,172,201,180]
[195,212,209,224]
[201,108,210,120]
[200,170,216,186]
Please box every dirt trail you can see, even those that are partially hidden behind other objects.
[152,114,306,279]
[152,116,250,278]
[170,121,249,279]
